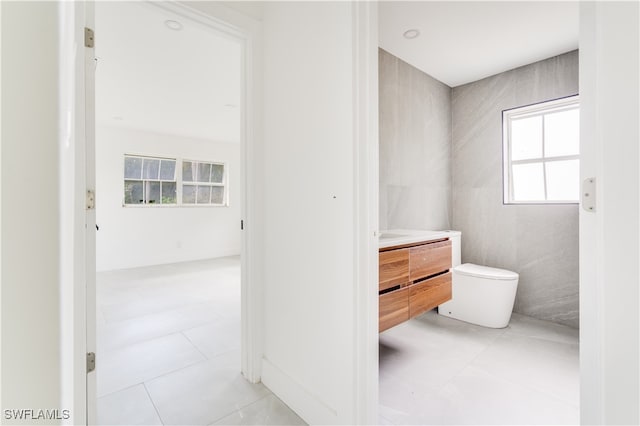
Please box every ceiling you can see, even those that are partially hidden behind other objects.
[95,1,578,138]
[96,2,241,142]
[379,1,579,87]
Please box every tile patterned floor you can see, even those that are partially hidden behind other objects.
[98,257,579,425]
[379,311,580,425]
[96,256,304,426]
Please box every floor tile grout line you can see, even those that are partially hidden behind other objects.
[97,381,150,400]
[97,255,240,278]
[181,330,210,360]
[143,382,165,426]
[464,357,581,409]
[99,329,205,357]
[502,331,581,349]
[378,322,508,423]
[179,316,236,336]
[98,316,229,354]
[101,355,209,398]
[205,393,274,426]
[462,362,581,410]
[412,324,510,398]
[462,327,580,409]
[98,299,227,328]
[377,412,397,426]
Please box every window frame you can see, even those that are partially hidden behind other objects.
[180,159,228,207]
[122,155,229,208]
[123,154,178,206]
[502,95,580,205]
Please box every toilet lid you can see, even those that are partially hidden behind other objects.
[454,263,519,280]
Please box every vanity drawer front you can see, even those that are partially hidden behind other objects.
[379,287,409,332]
[409,240,451,281]
[409,272,452,319]
[379,248,410,292]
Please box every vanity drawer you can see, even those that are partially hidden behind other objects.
[409,240,452,281]
[379,248,409,292]
[409,272,452,318]
[379,287,409,332]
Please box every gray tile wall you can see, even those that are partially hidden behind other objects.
[451,51,579,328]
[379,48,452,231]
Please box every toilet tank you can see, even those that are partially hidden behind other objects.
[445,231,461,267]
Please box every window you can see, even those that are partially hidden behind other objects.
[181,160,227,205]
[124,155,177,205]
[123,155,227,207]
[503,95,580,204]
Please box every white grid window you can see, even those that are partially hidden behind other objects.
[123,156,228,207]
[181,160,227,205]
[503,95,580,204]
[124,155,177,205]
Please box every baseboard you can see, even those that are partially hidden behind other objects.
[261,357,342,425]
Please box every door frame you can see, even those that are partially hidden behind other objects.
[60,1,265,424]
[58,1,94,424]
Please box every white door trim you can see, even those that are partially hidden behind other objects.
[352,2,379,424]
[58,0,94,423]
[579,2,640,424]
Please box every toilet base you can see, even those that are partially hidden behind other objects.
[438,264,519,329]
[437,305,511,328]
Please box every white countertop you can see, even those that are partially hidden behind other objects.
[378,229,459,249]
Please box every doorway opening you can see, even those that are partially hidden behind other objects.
[376,3,580,425]
[92,3,262,424]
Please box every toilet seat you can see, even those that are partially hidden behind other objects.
[454,263,519,281]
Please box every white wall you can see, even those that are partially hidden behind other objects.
[96,125,240,271]
[1,1,62,421]
[260,2,366,424]
[579,2,639,424]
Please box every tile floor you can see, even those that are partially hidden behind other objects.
[96,256,305,426]
[98,257,579,425]
[379,311,580,425]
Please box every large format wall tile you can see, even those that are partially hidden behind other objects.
[451,51,579,328]
[379,49,452,231]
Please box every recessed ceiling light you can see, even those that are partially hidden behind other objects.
[403,29,420,39]
[164,20,183,31]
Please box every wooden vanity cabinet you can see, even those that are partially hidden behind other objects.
[379,287,409,332]
[379,239,452,332]
[409,272,452,318]
[379,248,409,292]
[409,240,451,281]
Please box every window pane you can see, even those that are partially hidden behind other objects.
[183,184,196,204]
[182,161,195,182]
[511,116,542,161]
[546,160,579,201]
[124,180,144,204]
[160,160,176,181]
[211,186,225,204]
[544,108,579,158]
[197,163,212,183]
[124,157,142,179]
[161,182,177,204]
[143,158,160,180]
[211,164,224,183]
[512,163,545,201]
[146,181,161,204]
[197,186,211,204]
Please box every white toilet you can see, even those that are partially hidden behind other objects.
[438,231,519,328]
